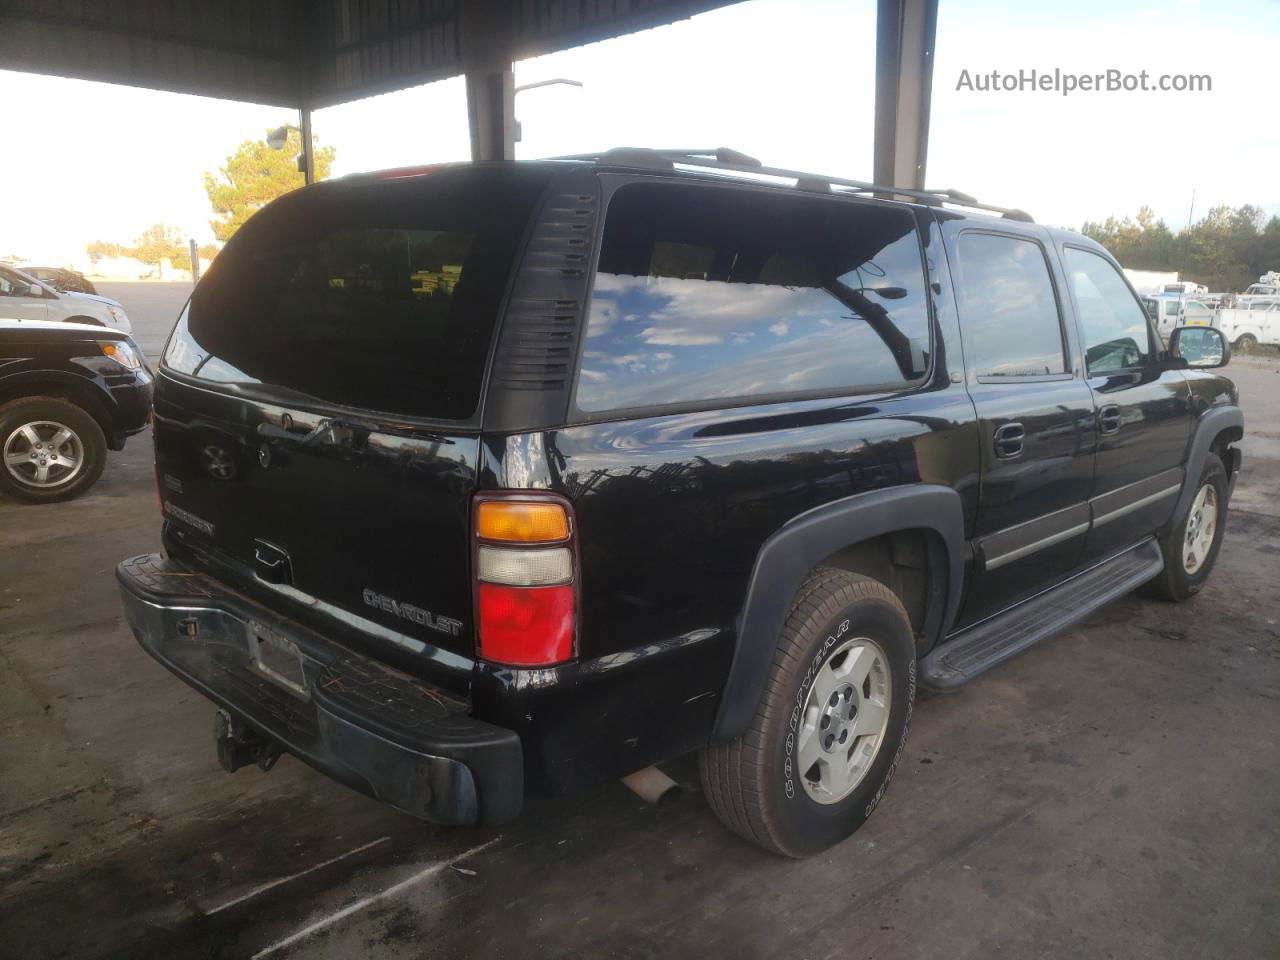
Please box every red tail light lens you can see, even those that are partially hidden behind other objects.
[476,584,574,666]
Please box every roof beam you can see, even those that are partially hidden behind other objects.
[873,0,939,190]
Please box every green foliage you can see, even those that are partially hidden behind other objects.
[203,128,336,243]
[1083,204,1280,292]
[85,240,126,260]
[86,226,190,277]
[131,224,187,271]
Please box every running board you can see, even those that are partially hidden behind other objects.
[920,538,1164,691]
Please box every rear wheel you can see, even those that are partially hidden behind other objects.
[1144,456,1228,601]
[1233,333,1258,353]
[700,569,916,857]
[0,397,106,503]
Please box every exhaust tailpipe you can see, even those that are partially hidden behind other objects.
[621,766,681,805]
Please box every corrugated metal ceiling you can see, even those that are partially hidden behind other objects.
[0,0,742,108]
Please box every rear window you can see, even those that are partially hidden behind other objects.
[163,168,549,420]
[574,183,931,413]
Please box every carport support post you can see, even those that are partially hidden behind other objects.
[298,106,316,185]
[873,0,939,190]
[465,66,516,162]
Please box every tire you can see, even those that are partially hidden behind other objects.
[1143,455,1228,601]
[1234,334,1257,353]
[0,396,107,504]
[700,568,916,857]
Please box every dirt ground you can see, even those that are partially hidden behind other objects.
[1,286,1277,959]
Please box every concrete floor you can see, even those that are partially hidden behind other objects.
[2,285,1277,959]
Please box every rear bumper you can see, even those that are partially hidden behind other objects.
[116,553,522,824]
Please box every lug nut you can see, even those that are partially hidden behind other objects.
[820,716,830,729]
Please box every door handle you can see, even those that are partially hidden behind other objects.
[993,422,1025,459]
[1098,404,1121,435]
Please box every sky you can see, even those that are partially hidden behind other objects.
[1,0,1276,266]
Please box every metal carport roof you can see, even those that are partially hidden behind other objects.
[0,0,936,184]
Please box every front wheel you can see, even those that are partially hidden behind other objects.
[700,569,916,857]
[1233,333,1258,353]
[0,397,107,503]
[1143,456,1228,601]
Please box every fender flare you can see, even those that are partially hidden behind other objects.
[712,484,967,741]
[0,368,119,444]
[1174,405,1244,517]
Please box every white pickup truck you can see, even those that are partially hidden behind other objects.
[1237,272,1280,309]
[1215,300,1280,351]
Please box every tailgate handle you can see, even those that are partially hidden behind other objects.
[256,419,354,448]
[256,416,454,448]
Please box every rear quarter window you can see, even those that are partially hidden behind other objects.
[573,182,932,414]
[163,168,549,420]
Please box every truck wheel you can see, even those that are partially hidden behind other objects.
[1233,334,1257,353]
[0,397,107,504]
[1143,456,1228,601]
[700,568,915,857]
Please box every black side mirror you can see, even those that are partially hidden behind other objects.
[1169,325,1230,369]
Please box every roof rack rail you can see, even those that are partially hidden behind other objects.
[549,147,1034,223]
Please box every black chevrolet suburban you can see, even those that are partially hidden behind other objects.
[117,149,1242,857]
[1,319,152,502]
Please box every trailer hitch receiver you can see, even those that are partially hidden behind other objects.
[215,709,282,773]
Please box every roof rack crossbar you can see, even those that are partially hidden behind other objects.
[548,147,1034,222]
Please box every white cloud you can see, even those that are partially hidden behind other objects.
[769,321,790,336]
[640,327,725,346]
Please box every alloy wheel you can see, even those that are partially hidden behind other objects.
[795,636,892,804]
[3,420,86,489]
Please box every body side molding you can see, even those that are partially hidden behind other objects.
[712,484,967,741]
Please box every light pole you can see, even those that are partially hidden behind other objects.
[512,78,584,144]
[266,108,316,184]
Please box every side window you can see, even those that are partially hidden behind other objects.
[0,268,20,296]
[1063,247,1153,375]
[1167,299,1182,318]
[574,184,932,413]
[953,233,1066,377]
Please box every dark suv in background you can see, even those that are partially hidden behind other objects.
[117,149,1241,857]
[0,319,152,503]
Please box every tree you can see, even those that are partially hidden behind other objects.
[203,128,336,242]
[130,224,187,277]
[1085,203,1279,292]
[85,240,127,261]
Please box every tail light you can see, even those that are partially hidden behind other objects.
[473,495,577,666]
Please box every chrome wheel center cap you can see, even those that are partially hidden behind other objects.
[818,684,860,753]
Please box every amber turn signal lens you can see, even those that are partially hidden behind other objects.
[476,500,570,543]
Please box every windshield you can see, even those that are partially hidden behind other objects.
[163,168,550,420]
